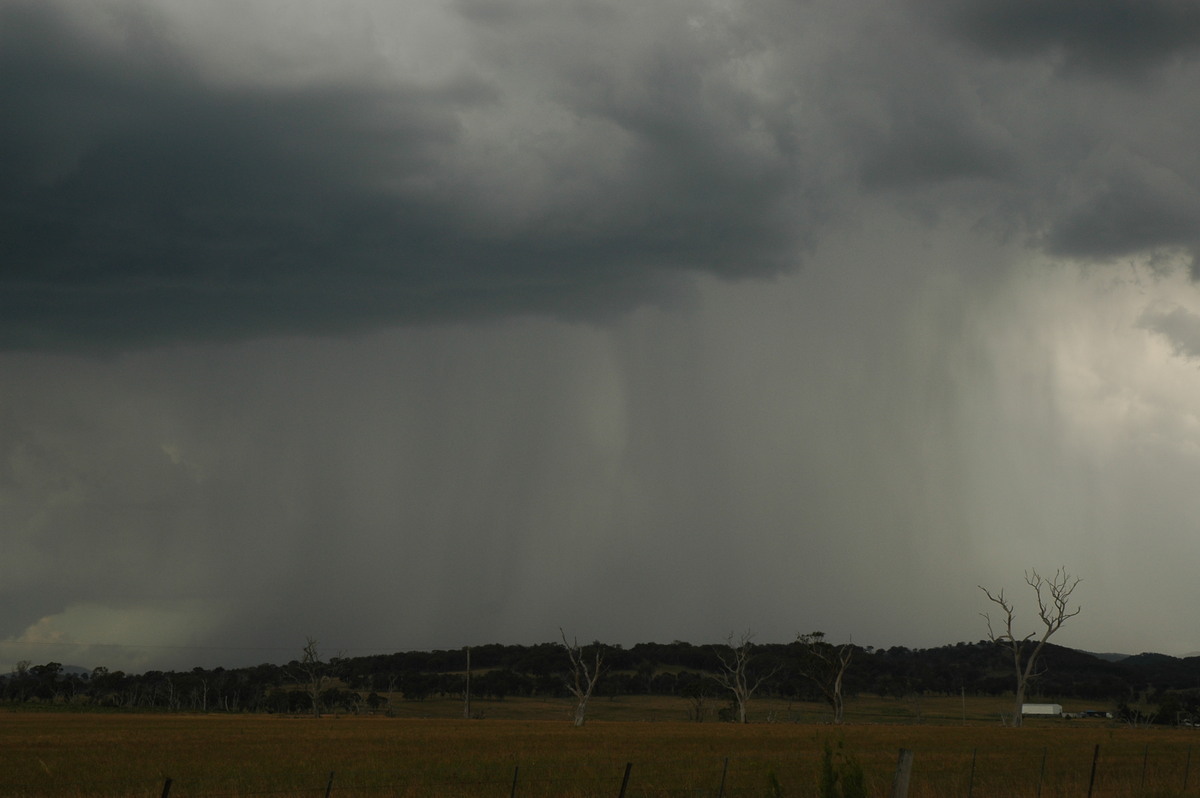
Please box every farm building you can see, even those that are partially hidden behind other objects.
[1021,703,1063,716]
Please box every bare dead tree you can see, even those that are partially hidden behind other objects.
[796,631,854,724]
[682,679,715,722]
[709,631,778,724]
[293,636,328,719]
[463,645,471,720]
[979,567,1082,728]
[559,629,604,727]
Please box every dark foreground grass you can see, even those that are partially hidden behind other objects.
[2,699,1196,797]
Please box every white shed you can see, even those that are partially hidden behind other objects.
[1021,703,1063,716]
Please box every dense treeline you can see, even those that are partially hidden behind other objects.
[4,639,1200,722]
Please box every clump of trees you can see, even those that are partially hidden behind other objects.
[5,635,1190,723]
[13,568,1199,726]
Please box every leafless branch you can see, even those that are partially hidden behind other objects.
[796,632,854,724]
[559,628,604,727]
[979,567,1081,727]
[709,630,778,723]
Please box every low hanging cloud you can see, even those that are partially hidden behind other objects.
[1139,303,1200,359]
[3,601,226,673]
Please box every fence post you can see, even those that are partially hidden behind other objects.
[717,757,729,798]
[325,770,335,798]
[160,778,173,798]
[510,764,519,798]
[1141,744,1148,789]
[617,762,632,798]
[1037,746,1046,798]
[1184,747,1192,791]
[966,748,976,798]
[890,749,914,798]
[1086,745,1099,798]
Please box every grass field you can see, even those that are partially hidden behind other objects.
[3,695,1197,797]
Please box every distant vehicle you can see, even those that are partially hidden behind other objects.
[1022,703,1064,717]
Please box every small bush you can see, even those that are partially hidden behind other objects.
[819,739,867,798]
[767,768,784,797]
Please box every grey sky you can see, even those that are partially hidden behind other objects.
[3,0,1200,671]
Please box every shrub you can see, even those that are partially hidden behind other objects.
[819,739,867,798]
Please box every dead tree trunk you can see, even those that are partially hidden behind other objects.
[294,637,327,719]
[980,567,1081,728]
[797,632,854,724]
[560,629,604,727]
[710,631,777,724]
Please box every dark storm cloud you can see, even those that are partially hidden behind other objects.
[856,113,1013,189]
[1044,171,1200,261]
[0,0,815,351]
[816,24,1017,190]
[0,1,487,348]
[924,0,1200,75]
[7,0,1200,354]
[893,0,1200,265]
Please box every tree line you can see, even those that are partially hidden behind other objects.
[3,568,1193,724]
[2,638,1198,721]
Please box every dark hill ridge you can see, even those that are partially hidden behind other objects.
[5,639,1200,718]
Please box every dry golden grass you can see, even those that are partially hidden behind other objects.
[2,695,1196,797]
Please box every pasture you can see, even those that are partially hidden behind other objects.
[3,695,1197,797]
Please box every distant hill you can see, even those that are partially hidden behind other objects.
[7,639,1200,718]
[1122,652,1179,666]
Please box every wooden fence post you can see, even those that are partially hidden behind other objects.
[325,770,335,798]
[160,778,173,798]
[510,764,519,798]
[617,762,632,798]
[1184,747,1192,791]
[966,748,976,798]
[1086,745,1099,798]
[890,749,914,798]
[717,757,729,798]
[1036,746,1046,798]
